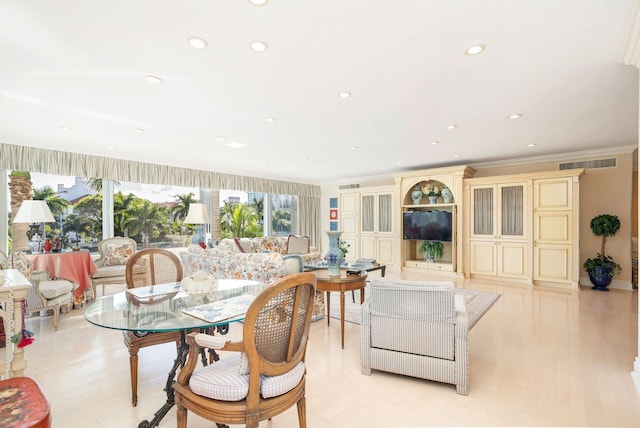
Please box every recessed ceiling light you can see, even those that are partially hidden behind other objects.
[527,143,536,147]
[351,145,359,150]
[59,127,71,131]
[250,40,268,52]
[453,154,460,158]
[226,142,246,149]
[187,37,208,49]
[465,44,485,55]
[430,141,439,145]
[264,117,276,122]
[145,75,162,83]
[339,91,351,98]
[248,0,268,5]
[396,161,403,165]
[106,145,114,149]
[216,136,226,141]
[446,124,457,130]
[301,156,309,160]
[135,128,145,133]
[183,149,191,153]
[509,113,523,119]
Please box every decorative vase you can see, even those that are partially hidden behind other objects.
[428,196,438,204]
[441,186,454,203]
[411,186,423,205]
[43,239,52,253]
[325,231,344,276]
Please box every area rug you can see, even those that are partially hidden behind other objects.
[328,286,500,327]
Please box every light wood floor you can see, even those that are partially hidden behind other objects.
[21,270,640,427]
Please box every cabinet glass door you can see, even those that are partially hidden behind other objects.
[378,194,392,233]
[501,185,524,237]
[361,195,374,232]
[473,187,494,236]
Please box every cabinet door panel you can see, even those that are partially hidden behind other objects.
[469,241,496,275]
[377,238,394,265]
[342,215,358,235]
[360,236,376,259]
[534,178,571,211]
[471,187,495,238]
[341,193,358,214]
[498,243,527,278]
[534,212,571,244]
[533,245,571,282]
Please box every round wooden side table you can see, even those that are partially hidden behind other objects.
[312,269,367,349]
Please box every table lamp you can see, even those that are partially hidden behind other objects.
[184,203,210,246]
[13,200,56,253]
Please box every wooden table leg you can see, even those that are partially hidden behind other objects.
[325,291,331,326]
[340,291,345,349]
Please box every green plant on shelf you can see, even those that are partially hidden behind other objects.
[419,240,444,262]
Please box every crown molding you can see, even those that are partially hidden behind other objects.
[468,145,637,169]
[622,0,640,67]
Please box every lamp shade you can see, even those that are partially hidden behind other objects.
[184,203,210,224]
[13,200,56,223]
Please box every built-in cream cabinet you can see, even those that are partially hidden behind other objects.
[464,170,583,289]
[532,176,580,287]
[468,182,529,280]
[394,165,475,276]
[339,186,397,267]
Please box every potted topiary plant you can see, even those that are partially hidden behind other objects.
[419,240,444,262]
[583,214,621,291]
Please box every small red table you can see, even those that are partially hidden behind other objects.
[26,251,97,300]
[0,377,51,427]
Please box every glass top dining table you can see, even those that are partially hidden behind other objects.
[84,279,266,428]
[84,279,267,333]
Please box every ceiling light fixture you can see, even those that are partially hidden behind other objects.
[430,141,439,145]
[249,0,269,5]
[265,117,276,122]
[527,143,536,147]
[216,136,226,141]
[250,40,268,52]
[59,127,71,131]
[135,128,145,133]
[453,154,460,158]
[145,75,162,83]
[509,113,523,119]
[226,142,246,149]
[188,37,208,49]
[301,156,309,160]
[351,145,359,150]
[465,44,485,55]
[446,124,457,130]
[339,91,351,98]
[106,145,114,149]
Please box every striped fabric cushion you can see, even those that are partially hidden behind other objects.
[189,354,305,401]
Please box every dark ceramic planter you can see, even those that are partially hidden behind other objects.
[589,266,613,291]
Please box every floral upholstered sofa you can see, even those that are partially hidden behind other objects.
[216,236,322,265]
[179,245,325,321]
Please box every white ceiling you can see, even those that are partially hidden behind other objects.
[0,0,638,185]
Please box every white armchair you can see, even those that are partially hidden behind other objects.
[90,237,136,298]
[361,280,470,394]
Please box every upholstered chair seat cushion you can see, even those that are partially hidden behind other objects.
[43,291,73,308]
[189,354,305,401]
[91,264,127,279]
[38,280,73,299]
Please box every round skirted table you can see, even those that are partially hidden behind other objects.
[26,250,96,302]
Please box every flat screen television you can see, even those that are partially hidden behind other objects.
[403,210,452,242]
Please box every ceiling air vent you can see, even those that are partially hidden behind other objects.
[559,158,616,170]
[339,184,360,190]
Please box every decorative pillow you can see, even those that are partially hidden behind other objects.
[233,237,255,253]
[104,243,135,266]
[286,235,309,254]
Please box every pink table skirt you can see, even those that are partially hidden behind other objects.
[26,251,97,298]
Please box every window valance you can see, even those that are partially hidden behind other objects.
[0,143,320,198]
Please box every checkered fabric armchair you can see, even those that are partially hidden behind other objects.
[361,280,469,395]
